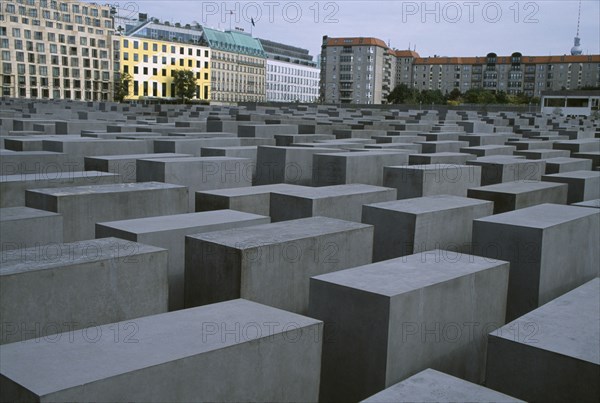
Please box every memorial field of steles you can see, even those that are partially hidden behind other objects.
[0,99,598,402]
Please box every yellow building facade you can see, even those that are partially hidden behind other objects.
[120,36,210,101]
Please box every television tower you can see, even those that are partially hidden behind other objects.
[570,0,583,55]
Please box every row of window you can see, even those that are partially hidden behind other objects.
[123,64,208,80]
[128,80,209,99]
[2,87,110,100]
[267,64,319,78]
[2,13,109,35]
[8,0,109,17]
[123,53,209,69]
[3,4,111,28]
[2,28,108,49]
[123,39,209,58]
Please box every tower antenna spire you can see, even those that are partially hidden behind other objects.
[570,0,583,55]
[576,0,581,36]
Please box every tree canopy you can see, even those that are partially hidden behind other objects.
[113,72,132,103]
[172,69,197,103]
[387,84,539,106]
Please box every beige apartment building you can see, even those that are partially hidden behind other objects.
[1,0,115,100]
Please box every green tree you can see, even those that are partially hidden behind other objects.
[387,84,417,104]
[113,72,132,103]
[172,69,197,103]
[447,88,462,101]
[495,90,508,104]
[417,89,445,105]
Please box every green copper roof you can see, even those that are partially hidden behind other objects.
[203,28,266,57]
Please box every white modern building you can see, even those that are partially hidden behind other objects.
[260,39,319,103]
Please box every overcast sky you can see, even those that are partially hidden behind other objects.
[100,0,600,58]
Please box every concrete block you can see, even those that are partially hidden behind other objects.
[408,152,476,165]
[238,124,298,138]
[137,157,252,210]
[201,146,258,181]
[0,299,322,402]
[416,140,469,153]
[544,157,593,174]
[362,369,522,403]
[553,139,600,153]
[43,138,150,156]
[185,217,373,314]
[0,207,62,250]
[467,157,545,185]
[153,138,243,156]
[383,164,481,199]
[270,184,396,222]
[460,145,516,157]
[468,180,568,213]
[486,278,600,403]
[458,134,510,146]
[1,171,120,207]
[506,140,554,150]
[313,151,409,186]
[0,151,83,175]
[254,146,341,186]
[26,182,188,242]
[96,210,270,311]
[308,250,509,401]
[513,149,570,159]
[542,170,600,203]
[84,153,191,183]
[195,184,308,216]
[573,151,600,169]
[473,204,599,320]
[362,195,493,261]
[572,198,600,209]
[275,134,335,146]
[0,237,168,344]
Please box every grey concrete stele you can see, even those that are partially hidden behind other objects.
[185,216,374,314]
[195,184,308,216]
[136,156,253,211]
[542,170,600,203]
[309,250,509,402]
[0,171,120,208]
[0,207,63,250]
[473,203,599,321]
[96,210,270,311]
[486,278,599,403]
[254,145,341,186]
[383,164,482,199]
[0,299,323,402]
[270,184,397,222]
[467,157,545,185]
[361,369,523,403]
[362,195,493,261]
[25,182,188,242]
[84,153,191,183]
[0,237,168,345]
[467,180,568,214]
[313,151,409,187]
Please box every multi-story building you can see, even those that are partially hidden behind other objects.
[1,0,115,100]
[320,34,600,104]
[411,52,600,97]
[320,36,394,104]
[204,28,266,103]
[117,15,210,101]
[259,38,319,103]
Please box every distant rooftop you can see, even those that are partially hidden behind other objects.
[203,28,266,58]
[322,36,389,49]
[258,38,316,67]
[414,54,600,65]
